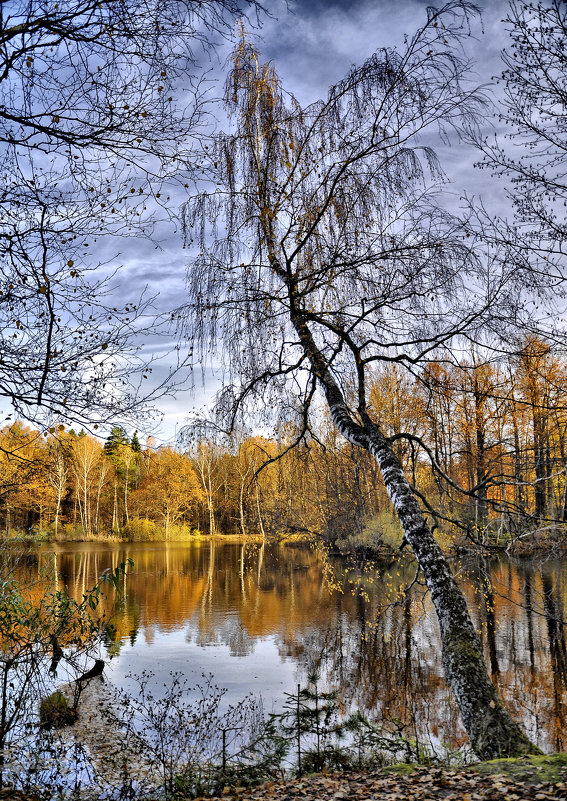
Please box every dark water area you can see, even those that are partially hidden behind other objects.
[10,540,567,756]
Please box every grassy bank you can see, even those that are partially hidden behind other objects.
[0,525,267,545]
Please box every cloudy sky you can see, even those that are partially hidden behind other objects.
[131,0,513,445]
[8,0,511,445]
[267,0,500,101]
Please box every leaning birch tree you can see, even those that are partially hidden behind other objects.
[181,3,542,757]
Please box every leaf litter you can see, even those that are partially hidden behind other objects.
[204,761,567,801]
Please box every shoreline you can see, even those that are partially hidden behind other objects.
[3,529,567,559]
[0,532,269,546]
[58,675,160,797]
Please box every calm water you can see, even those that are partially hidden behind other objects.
[11,540,567,755]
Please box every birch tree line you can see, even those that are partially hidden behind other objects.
[1,334,566,544]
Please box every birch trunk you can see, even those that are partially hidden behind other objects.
[354,413,537,757]
[293,318,539,759]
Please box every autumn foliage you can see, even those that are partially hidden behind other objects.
[0,339,566,545]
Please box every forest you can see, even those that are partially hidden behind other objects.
[3,0,567,787]
[2,337,567,550]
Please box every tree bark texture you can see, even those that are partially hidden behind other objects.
[294,318,539,759]
[365,424,537,759]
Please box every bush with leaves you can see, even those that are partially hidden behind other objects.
[0,559,132,790]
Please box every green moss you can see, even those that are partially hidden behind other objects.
[469,753,567,784]
[381,763,416,777]
[39,690,76,729]
[445,633,482,663]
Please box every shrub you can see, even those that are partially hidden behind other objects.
[165,524,199,541]
[121,519,201,541]
[113,671,284,798]
[0,561,132,792]
[39,691,76,729]
[334,511,404,554]
[0,528,49,542]
[363,512,404,550]
[59,523,86,541]
[121,517,159,541]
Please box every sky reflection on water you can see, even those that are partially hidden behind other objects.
[14,540,567,754]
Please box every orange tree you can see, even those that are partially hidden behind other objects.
[0,422,55,534]
[131,446,203,535]
[179,4,549,757]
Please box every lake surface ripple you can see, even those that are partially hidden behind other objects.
[13,540,567,755]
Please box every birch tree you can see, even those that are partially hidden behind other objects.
[71,432,105,537]
[181,3,543,757]
[480,0,567,255]
[0,0,260,427]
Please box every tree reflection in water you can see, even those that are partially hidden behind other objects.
[8,541,567,754]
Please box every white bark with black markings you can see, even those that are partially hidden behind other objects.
[182,4,545,759]
[297,320,538,759]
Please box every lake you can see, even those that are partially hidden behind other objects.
[11,539,567,756]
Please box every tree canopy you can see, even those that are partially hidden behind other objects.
[179,1,551,759]
[0,0,259,428]
[480,0,567,259]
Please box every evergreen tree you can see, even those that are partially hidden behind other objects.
[104,426,129,464]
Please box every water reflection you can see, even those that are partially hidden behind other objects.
[10,541,567,754]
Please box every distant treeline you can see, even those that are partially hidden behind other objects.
[1,337,567,547]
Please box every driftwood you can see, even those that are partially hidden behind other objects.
[76,658,105,684]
